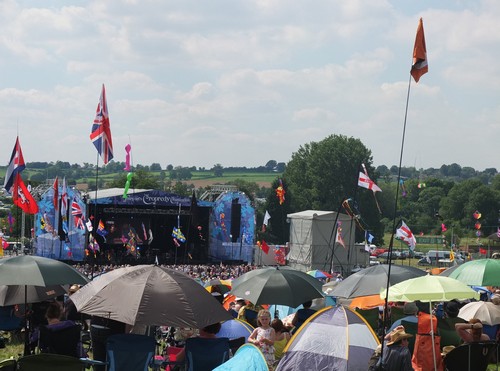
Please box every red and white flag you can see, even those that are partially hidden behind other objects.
[358,172,382,193]
[13,174,39,214]
[53,176,59,211]
[396,221,417,251]
[61,177,68,217]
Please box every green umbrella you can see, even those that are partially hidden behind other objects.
[448,258,500,286]
[0,255,89,355]
[0,255,89,286]
[380,274,479,303]
[229,267,324,308]
[380,275,479,371]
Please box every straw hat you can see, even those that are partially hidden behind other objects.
[387,328,413,346]
[69,284,81,294]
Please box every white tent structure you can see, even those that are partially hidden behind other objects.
[286,210,369,275]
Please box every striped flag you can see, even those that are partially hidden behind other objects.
[3,136,26,193]
[90,84,114,164]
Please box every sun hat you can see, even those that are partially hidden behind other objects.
[69,284,81,294]
[441,345,455,357]
[387,328,413,346]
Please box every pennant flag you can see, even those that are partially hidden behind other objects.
[61,177,68,217]
[411,18,428,83]
[86,218,93,232]
[358,171,382,193]
[90,84,114,164]
[262,210,271,232]
[399,179,407,197]
[53,176,59,211]
[7,212,14,233]
[396,221,417,251]
[97,219,108,240]
[148,227,154,244]
[276,179,286,205]
[473,211,482,220]
[3,136,26,193]
[441,223,447,232]
[364,230,374,252]
[40,216,46,231]
[260,240,270,254]
[172,227,186,243]
[335,222,346,249]
[141,222,148,241]
[13,173,39,214]
[173,238,180,248]
[479,247,487,255]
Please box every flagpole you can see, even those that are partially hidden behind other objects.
[380,73,413,358]
[90,151,99,279]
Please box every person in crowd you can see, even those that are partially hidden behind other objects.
[271,318,290,362]
[64,284,86,325]
[381,325,414,371]
[174,322,222,363]
[237,301,262,327]
[31,301,85,357]
[248,309,276,368]
[388,301,419,332]
[455,318,490,343]
[438,300,466,347]
[291,300,316,334]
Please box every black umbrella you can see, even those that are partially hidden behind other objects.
[0,284,68,306]
[0,255,89,355]
[230,267,324,308]
[329,264,426,298]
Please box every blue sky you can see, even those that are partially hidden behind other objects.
[0,1,499,171]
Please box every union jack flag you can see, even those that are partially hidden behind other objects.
[71,199,85,229]
[90,84,114,164]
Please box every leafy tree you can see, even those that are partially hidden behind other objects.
[283,134,383,242]
[109,169,159,189]
[166,164,173,171]
[150,163,162,171]
[212,164,224,177]
[265,160,277,170]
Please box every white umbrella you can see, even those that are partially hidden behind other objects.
[71,265,231,328]
[458,301,500,326]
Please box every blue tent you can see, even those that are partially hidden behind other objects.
[213,343,268,371]
[276,305,379,371]
[217,319,253,340]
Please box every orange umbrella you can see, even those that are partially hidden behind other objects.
[349,294,384,309]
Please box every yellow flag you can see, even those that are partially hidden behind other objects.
[450,250,454,262]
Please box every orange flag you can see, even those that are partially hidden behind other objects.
[411,18,428,83]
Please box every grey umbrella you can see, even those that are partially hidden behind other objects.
[70,265,232,328]
[0,255,89,355]
[329,264,426,298]
[229,266,324,308]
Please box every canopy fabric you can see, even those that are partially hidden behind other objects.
[276,305,379,371]
[217,319,254,340]
[449,259,500,286]
[381,275,479,303]
[213,344,268,371]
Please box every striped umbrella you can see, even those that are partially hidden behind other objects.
[276,305,379,371]
[307,270,333,279]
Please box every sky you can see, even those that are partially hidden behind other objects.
[0,0,499,171]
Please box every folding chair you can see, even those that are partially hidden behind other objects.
[17,353,85,371]
[0,359,16,371]
[38,323,82,358]
[355,307,380,333]
[185,337,230,371]
[228,336,246,356]
[106,333,156,371]
[443,341,497,371]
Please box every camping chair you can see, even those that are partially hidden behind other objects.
[228,336,246,355]
[17,353,85,371]
[0,306,23,343]
[185,337,230,371]
[443,341,497,371]
[355,307,379,333]
[38,323,82,358]
[0,359,16,371]
[400,320,418,355]
[389,306,406,326]
[106,333,156,371]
